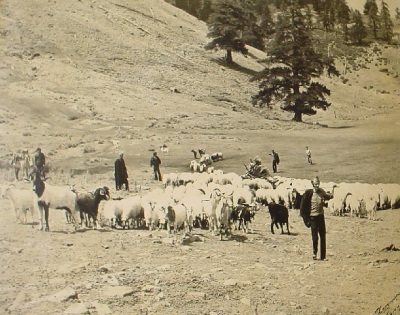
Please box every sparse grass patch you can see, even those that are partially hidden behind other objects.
[83,146,95,153]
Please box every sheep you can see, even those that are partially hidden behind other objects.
[159,203,192,237]
[121,195,145,229]
[76,186,110,229]
[190,160,207,173]
[142,188,171,230]
[31,171,80,231]
[2,186,36,224]
[160,144,169,155]
[345,194,362,217]
[100,199,124,228]
[162,173,179,188]
[199,154,212,166]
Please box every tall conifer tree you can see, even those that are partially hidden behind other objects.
[379,1,394,43]
[205,0,249,64]
[251,3,336,122]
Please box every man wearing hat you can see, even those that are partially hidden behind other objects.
[114,152,129,191]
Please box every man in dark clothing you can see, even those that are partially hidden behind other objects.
[270,150,279,173]
[114,152,129,191]
[300,176,333,261]
[150,152,162,181]
[33,148,46,177]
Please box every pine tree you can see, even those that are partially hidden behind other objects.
[205,0,249,64]
[366,0,380,39]
[336,0,351,41]
[349,10,368,44]
[379,1,394,43]
[251,4,336,122]
[321,0,336,32]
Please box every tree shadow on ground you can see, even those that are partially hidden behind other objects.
[212,58,258,77]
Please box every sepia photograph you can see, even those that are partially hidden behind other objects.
[0,0,399,314]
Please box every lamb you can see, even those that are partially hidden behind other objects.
[31,171,80,231]
[267,203,290,235]
[76,186,110,229]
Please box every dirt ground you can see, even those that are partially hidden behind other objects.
[0,193,399,315]
[1,0,400,314]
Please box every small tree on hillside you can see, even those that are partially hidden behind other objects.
[336,0,351,42]
[365,0,380,39]
[349,10,368,44]
[321,0,336,32]
[396,7,400,20]
[251,4,337,122]
[379,1,394,43]
[205,0,249,64]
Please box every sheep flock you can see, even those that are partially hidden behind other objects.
[2,167,400,240]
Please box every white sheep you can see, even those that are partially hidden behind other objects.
[160,144,170,155]
[100,199,124,228]
[3,186,36,224]
[31,171,80,231]
[121,195,144,229]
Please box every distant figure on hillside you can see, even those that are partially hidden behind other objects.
[269,150,280,173]
[114,152,129,191]
[306,146,313,165]
[150,152,162,181]
[10,153,23,181]
[33,147,46,178]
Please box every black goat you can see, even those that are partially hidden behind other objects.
[267,203,290,235]
[232,204,256,234]
[76,186,110,229]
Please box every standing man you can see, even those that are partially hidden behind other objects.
[33,147,46,177]
[150,152,162,181]
[300,176,333,261]
[114,152,129,191]
[306,146,313,165]
[270,150,279,173]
